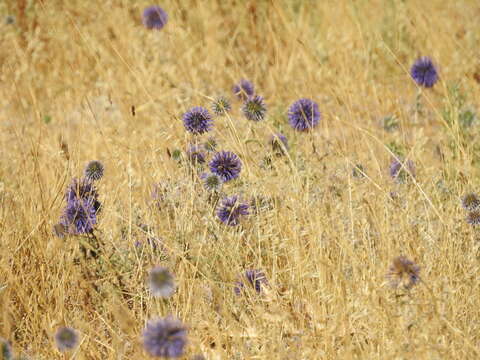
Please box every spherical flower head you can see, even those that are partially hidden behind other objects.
[466,210,480,226]
[270,133,288,155]
[389,158,415,182]
[211,96,231,116]
[182,107,213,135]
[66,178,97,202]
[142,6,168,30]
[217,195,249,226]
[462,193,480,211]
[148,266,176,298]
[84,160,104,181]
[55,327,79,352]
[410,57,438,88]
[0,337,12,360]
[386,256,420,290]
[242,95,267,122]
[234,269,268,295]
[186,145,206,165]
[200,172,223,192]
[143,317,187,358]
[209,151,241,182]
[288,98,321,131]
[61,199,97,235]
[232,79,255,100]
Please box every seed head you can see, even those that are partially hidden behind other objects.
[242,95,267,121]
[55,327,79,352]
[209,151,242,182]
[200,172,223,192]
[217,195,249,226]
[143,317,187,358]
[288,98,321,131]
[148,267,176,298]
[462,193,480,211]
[410,57,438,88]
[386,256,420,290]
[211,96,231,116]
[182,107,213,135]
[232,79,254,100]
[142,6,168,30]
[84,160,104,181]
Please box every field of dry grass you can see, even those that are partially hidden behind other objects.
[1,0,480,358]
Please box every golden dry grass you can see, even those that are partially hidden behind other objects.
[1,0,480,358]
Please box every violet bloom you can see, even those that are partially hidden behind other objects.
[410,57,438,88]
[61,199,97,235]
[143,317,187,358]
[217,195,249,226]
[55,327,79,352]
[182,107,213,135]
[461,193,480,211]
[389,158,415,182]
[234,269,268,295]
[288,98,321,131]
[209,151,241,182]
[142,6,168,30]
[84,160,104,181]
[186,145,206,165]
[211,96,231,116]
[233,79,254,100]
[386,256,420,290]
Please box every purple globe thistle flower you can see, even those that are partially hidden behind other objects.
[66,178,97,202]
[410,57,438,88]
[148,266,176,298]
[55,327,79,352]
[234,269,268,295]
[182,107,213,135]
[461,193,480,211]
[288,98,321,131]
[84,160,104,181]
[186,145,206,165]
[233,79,255,100]
[61,199,97,235]
[389,158,415,182]
[269,133,288,155]
[200,172,223,192]
[466,210,480,226]
[386,256,420,290]
[242,95,267,122]
[209,151,241,182]
[0,338,12,359]
[142,6,168,30]
[211,96,231,116]
[217,195,249,226]
[142,317,187,358]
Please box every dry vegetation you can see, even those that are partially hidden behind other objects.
[1,0,480,359]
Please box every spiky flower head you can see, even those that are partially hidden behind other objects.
[143,317,187,358]
[0,338,12,360]
[466,210,480,226]
[233,79,255,100]
[386,256,420,290]
[182,107,213,135]
[269,133,288,155]
[142,6,168,30]
[209,151,241,182]
[288,98,321,131]
[148,266,176,298]
[203,137,217,153]
[211,96,231,116]
[66,178,101,213]
[242,95,267,122]
[200,172,223,192]
[217,195,249,226]
[410,57,438,88]
[61,199,97,235]
[186,145,206,165]
[55,327,79,352]
[389,158,415,182]
[84,160,104,181]
[462,193,480,211]
[234,269,268,295]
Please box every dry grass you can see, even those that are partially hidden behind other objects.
[1,0,480,358]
